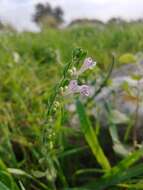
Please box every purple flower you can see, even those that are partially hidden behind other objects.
[63,80,79,96]
[63,80,90,97]
[68,80,79,92]
[79,85,90,96]
[84,57,96,68]
[77,57,96,76]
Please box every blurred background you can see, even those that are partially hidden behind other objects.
[0,0,143,32]
[1,1,143,190]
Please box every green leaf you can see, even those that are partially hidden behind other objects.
[87,148,143,189]
[74,168,104,176]
[31,170,46,178]
[0,160,19,190]
[88,163,143,190]
[8,168,31,178]
[0,171,15,190]
[18,181,26,190]
[0,181,10,190]
[120,180,143,189]
[105,103,131,157]
[110,110,129,125]
[8,168,50,190]
[72,48,87,61]
[59,146,87,158]
[0,160,7,171]
[76,99,111,170]
[109,124,131,157]
[119,53,136,64]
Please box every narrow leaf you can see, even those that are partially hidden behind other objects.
[76,100,111,170]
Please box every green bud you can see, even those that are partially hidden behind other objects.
[60,87,64,94]
[68,69,74,76]
[53,107,57,112]
[64,86,68,91]
[49,141,54,149]
[54,101,60,108]
[72,67,77,75]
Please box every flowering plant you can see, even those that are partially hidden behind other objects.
[47,48,97,116]
[62,57,96,97]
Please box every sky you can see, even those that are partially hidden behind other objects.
[0,0,143,31]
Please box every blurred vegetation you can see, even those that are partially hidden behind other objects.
[119,53,136,64]
[0,21,143,189]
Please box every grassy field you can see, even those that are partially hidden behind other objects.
[1,22,143,190]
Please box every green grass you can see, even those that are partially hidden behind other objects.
[0,22,143,189]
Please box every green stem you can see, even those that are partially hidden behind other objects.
[47,60,73,116]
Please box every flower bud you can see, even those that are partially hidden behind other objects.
[60,87,64,94]
[64,86,68,91]
[71,67,77,75]
[54,101,60,108]
[49,141,54,149]
[77,57,97,76]
[68,69,74,76]
[53,107,57,112]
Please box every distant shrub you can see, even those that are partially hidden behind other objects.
[32,46,57,64]
[119,53,136,64]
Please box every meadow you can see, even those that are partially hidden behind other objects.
[1,22,143,190]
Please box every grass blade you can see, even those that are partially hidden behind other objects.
[87,148,143,189]
[76,99,111,170]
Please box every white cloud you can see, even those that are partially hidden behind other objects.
[0,0,41,32]
[49,0,143,22]
[0,0,143,32]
